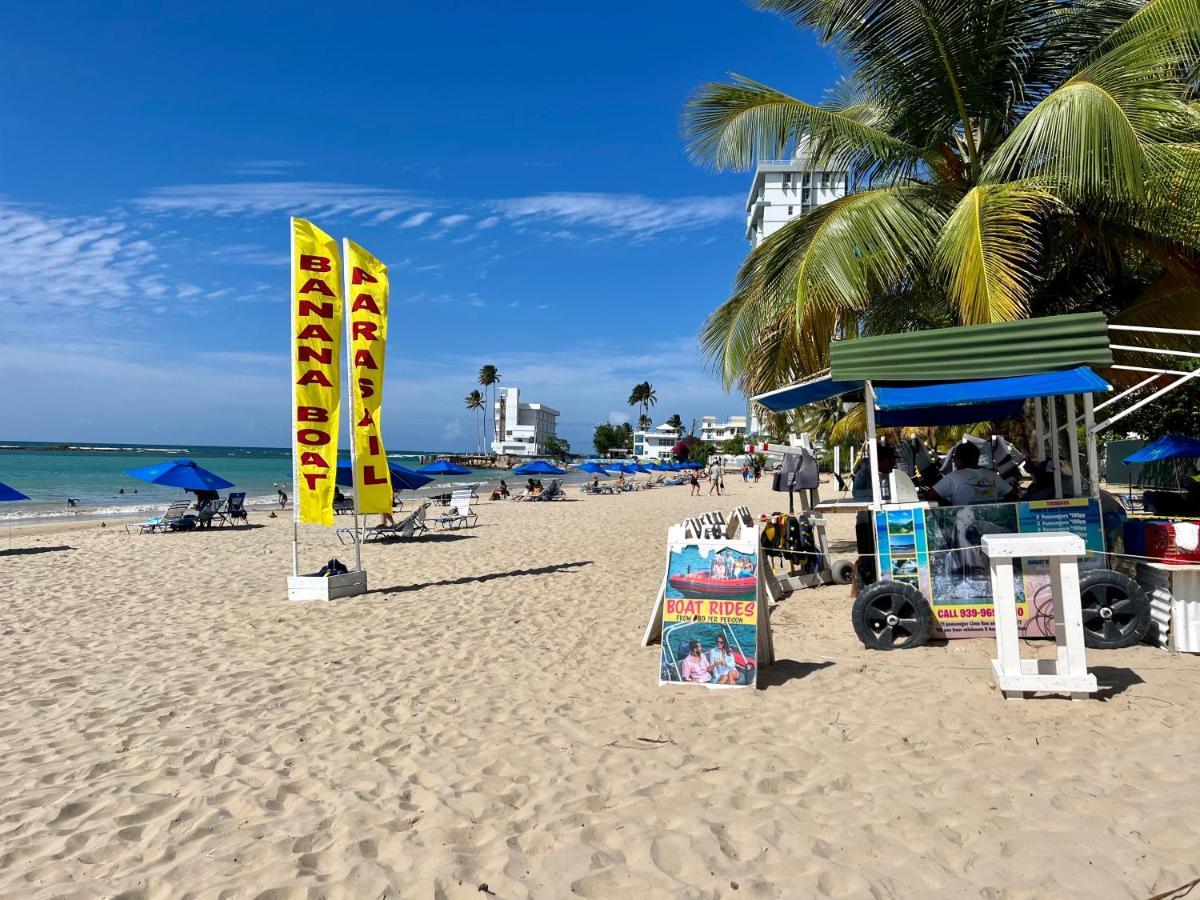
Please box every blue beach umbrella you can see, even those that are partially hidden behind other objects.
[610,463,640,475]
[125,459,234,491]
[1123,435,1200,464]
[513,460,566,476]
[417,459,473,476]
[0,480,29,502]
[575,462,611,475]
[635,464,655,474]
[336,462,434,492]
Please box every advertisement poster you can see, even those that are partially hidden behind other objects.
[660,544,758,688]
[916,497,1104,637]
[874,504,933,599]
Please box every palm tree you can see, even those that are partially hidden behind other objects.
[627,381,659,428]
[685,0,1200,398]
[666,413,684,433]
[464,390,485,452]
[478,365,500,453]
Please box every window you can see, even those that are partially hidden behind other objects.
[782,173,791,187]
[820,172,831,190]
[787,206,793,215]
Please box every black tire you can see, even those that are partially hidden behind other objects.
[830,559,855,585]
[1078,569,1151,649]
[852,580,933,650]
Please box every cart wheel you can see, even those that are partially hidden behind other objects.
[830,559,854,585]
[852,581,932,651]
[1078,569,1150,649]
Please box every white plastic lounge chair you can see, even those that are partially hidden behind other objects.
[535,479,565,501]
[430,490,479,528]
[336,502,430,544]
[127,499,192,535]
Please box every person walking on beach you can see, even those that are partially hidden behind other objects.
[708,460,723,496]
[689,471,701,496]
[753,463,762,483]
[276,485,287,508]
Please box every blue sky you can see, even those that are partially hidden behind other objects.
[1,2,836,451]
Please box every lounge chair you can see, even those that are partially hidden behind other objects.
[332,496,355,515]
[429,490,479,528]
[337,502,431,544]
[126,499,193,535]
[196,498,224,528]
[222,492,248,526]
[534,479,565,501]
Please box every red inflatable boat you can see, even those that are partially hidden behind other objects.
[668,572,756,599]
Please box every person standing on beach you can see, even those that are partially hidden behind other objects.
[689,471,700,496]
[708,460,722,496]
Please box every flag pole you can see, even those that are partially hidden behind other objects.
[342,238,363,575]
[289,217,301,577]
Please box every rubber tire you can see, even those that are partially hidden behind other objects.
[852,580,933,651]
[830,559,855,585]
[1078,569,1151,649]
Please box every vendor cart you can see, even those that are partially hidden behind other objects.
[754,313,1199,651]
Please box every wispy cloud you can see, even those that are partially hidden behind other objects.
[441,214,470,227]
[0,201,167,312]
[214,243,288,267]
[228,159,304,177]
[476,215,500,229]
[401,210,434,228]
[136,181,424,221]
[493,191,742,238]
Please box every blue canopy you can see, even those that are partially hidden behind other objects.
[609,463,639,474]
[336,462,433,492]
[873,367,1109,413]
[1123,435,1200,464]
[513,460,566,475]
[0,480,29,502]
[575,462,611,474]
[678,461,704,470]
[417,459,473,475]
[754,373,860,412]
[125,459,234,491]
[876,398,1027,427]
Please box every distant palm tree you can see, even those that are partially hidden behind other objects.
[666,413,683,432]
[465,390,485,452]
[478,365,500,453]
[627,381,658,428]
[638,413,652,431]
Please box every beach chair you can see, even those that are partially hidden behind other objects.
[127,499,192,535]
[332,496,355,515]
[429,490,479,528]
[222,492,248,526]
[535,479,565,501]
[196,498,224,528]
[338,502,430,544]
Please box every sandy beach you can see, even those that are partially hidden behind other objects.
[2,477,1199,898]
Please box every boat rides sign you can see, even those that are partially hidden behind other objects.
[660,543,762,688]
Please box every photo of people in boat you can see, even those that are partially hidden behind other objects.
[659,621,757,687]
[665,545,757,602]
[927,503,1019,601]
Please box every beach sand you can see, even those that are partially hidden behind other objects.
[1,478,1198,898]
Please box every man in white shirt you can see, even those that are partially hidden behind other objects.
[708,459,723,496]
[928,442,1019,506]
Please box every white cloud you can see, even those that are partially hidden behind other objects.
[608,411,631,426]
[215,243,288,267]
[401,210,434,228]
[492,191,742,238]
[228,159,303,177]
[440,214,470,227]
[136,181,424,220]
[0,201,167,312]
[476,215,500,229]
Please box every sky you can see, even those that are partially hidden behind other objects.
[1,1,838,451]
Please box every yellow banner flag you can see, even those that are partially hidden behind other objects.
[343,239,392,514]
[291,218,343,526]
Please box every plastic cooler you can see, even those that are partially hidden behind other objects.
[1126,519,1200,565]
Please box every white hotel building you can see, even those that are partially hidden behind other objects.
[491,386,560,458]
[745,141,849,248]
[633,423,680,462]
[700,415,750,445]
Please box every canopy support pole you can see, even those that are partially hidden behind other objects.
[1092,371,1200,433]
[1048,398,1063,499]
[1094,373,1163,413]
[1065,394,1082,497]
[1033,397,1045,463]
[865,381,882,507]
[1083,393,1100,500]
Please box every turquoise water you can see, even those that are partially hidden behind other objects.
[0,441,509,522]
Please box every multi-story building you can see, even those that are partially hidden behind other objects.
[745,140,849,248]
[633,423,680,462]
[491,387,559,458]
[700,415,749,446]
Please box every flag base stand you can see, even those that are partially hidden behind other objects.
[287,570,368,602]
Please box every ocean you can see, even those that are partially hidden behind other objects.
[0,442,523,523]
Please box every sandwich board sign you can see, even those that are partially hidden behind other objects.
[643,507,776,689]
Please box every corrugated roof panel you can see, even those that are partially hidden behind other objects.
[829,312,1112,382]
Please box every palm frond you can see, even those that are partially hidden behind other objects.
[935,182,1060,323]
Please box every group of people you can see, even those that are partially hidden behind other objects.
[852,441,1020,507]
[679,633,744,686]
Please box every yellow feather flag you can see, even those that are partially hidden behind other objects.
[343,239,392,515]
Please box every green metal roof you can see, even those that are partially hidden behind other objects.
[828,312,1112,383]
